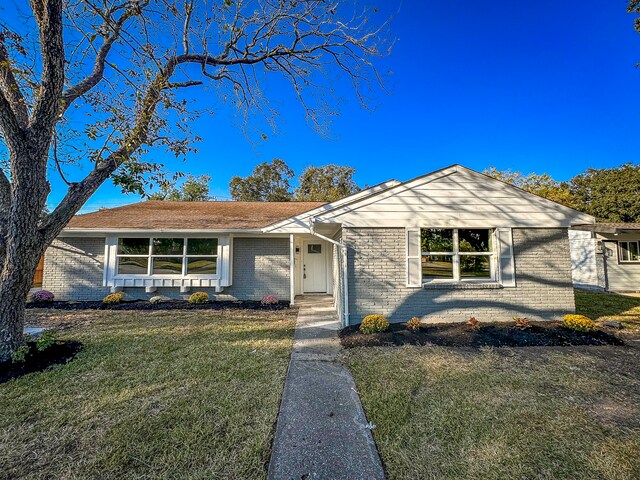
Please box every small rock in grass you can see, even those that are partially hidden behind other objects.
[603,320,623,329]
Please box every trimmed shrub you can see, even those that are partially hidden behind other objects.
[31,290,54,303]
[360,314,389,334]
[563,314,598,332]
[188,292,209,304]
[406,317,421,332]
[102,293,124,305]
[261,294,279,305]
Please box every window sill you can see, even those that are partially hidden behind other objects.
[422,282,503,290]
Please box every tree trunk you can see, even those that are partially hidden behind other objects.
[0,143,51,362]
[0,244,43,362]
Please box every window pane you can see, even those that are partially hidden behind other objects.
[631,242,639,261]
[422,255,454,278]
[187,257,217,275]
[152,238,184,255]
[421,229,454,252]
[460,255,491,278]
[620,242,630,261]
[118,238,149,255]
[118,257,148,274]
[152,257,183,275]
[308,244,322,254]
[187,238,218,256]
[459,229,492,253]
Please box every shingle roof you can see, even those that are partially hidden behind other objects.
[573,222,640,232]
[66,201,326,230]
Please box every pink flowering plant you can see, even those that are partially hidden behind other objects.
[31,290,55,303]
[261,294,279,305]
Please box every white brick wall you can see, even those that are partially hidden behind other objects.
[43,237,111,301]
[344,227,576,324]
[224,237,290,301]
[43,236,290,302]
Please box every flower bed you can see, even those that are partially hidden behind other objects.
[339,321,624,348]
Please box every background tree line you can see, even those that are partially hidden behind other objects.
[152,159,361,203]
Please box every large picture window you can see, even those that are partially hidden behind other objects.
[421,228,495,282]
[619,241,640,263]
[116,238,218,276]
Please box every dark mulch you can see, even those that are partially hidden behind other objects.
[339,321,625,348]
[0,341,82,384]
[26,299,290,311]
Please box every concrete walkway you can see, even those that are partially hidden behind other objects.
[268,296,385,480]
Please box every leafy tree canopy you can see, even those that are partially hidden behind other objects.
[149,174,211,201]
[228,159,294,202]
[295,164,361,202]
[570,163,640,222]
[228,159,362,202]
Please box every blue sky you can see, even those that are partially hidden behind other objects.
[40,1,640,211]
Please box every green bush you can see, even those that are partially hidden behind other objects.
[36,330,56,352]
[11,345,29,363]
[360,314,389,334]
[102,293,124,305]
[188,292,209,304]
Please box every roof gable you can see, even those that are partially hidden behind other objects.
[309,165,595,228]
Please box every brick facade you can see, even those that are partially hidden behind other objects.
[42,236,290,302]
[344,227,576,324]
[42,237,111,301]
[224,237,290,301]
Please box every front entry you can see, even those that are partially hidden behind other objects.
[302,240,327,293]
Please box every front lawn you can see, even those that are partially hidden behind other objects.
[345,290,640,479]
[0,308,295,479]
[576,289,640,330]
[346,345,640,479]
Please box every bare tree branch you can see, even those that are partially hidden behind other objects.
[0,32,28,127]
[29,0,65,137]
[183,0,194,55]
[60,1,148,115]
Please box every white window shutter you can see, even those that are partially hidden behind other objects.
[496,228,516,287]
[406,228,422,287]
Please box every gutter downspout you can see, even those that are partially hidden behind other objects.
[308,220,350,327]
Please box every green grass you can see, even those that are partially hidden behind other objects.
[0,308,295,479]
[346,345,640,480]
[575,289,640,330]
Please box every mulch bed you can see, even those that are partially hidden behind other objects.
[26,300,290,311]
[0,341,82,384]
[339,321,625,348]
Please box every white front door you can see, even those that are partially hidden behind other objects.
[303,241,327,293]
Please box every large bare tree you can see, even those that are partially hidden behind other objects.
[0,0,390,360]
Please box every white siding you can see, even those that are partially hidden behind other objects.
[314,167,594,228]
[601,235,640,291]
[569,230,600,289]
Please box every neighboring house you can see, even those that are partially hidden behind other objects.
[42,165,594,325]
[569,223,640,292]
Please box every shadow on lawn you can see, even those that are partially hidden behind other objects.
[0,341,82,384]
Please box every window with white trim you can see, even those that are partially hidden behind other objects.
[619,241,640,263]
[421,228,496,282]
[116,238,218,276]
